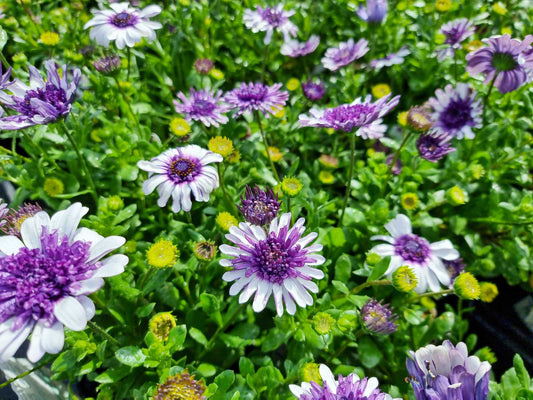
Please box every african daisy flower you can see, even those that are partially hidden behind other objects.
[173,88,231,128]
[302,79,326,102]
[0,203,128,362]
[416,130,456,162]
[356,0,388,24]
[370,214,460,293]
[436,18,474,61]
[299,93,400,139]
[0,60,80,131]
[361,298,398,335]
[289,364,400,400]
[243,4,298,45]
[225,82,289,118]
[238,185,281,226]
[281,35,320,58]
[369,46,410,70]
[322,38,370,71]
[466,34,533,93]
[428,83,482,139]
[137,145,223,213]
[84,2,162,49]
[220,213,325,316]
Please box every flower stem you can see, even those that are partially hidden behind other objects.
[217,163,239,216]
[254,110,281,183]
[340,133,356,226]
[385,130,413,184]
[408,288,454,303]
[126,47,132,81]
[20,129,59,170]
[0,52,11,70]
[87,320,121,348]
[113,76,142,137]
[469,74,497,160]
[0,356,54,390]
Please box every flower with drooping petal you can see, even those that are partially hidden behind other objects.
[370,214,460,293]
[243,4,298,45]
[416,130,456,162]
[369,46,410,70]
[299,93,400,139]
[361,298,398,335]
[322,38,370,71]
[238,185,281,226]
[436,18,475,61]
[220,213,325,316]
[84,2,162,49]
[0,60,80,131]
[357,0,387,23]
[173,88,231,128]
[137,145,223,213]
[225,82,289,118]
[302,79,326,102]
[407,340,491,400]
[281,35,320,58]
[0,203,128,362]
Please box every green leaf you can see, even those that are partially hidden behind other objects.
[119,164,139,181]
[514,354,531,389]
[214,370,236,392]
[135,302,156,318]
[326,227,346,248]
[115,346,146,367]
[0,28,8,51]
[204,383,218,397]
[515,389,533,400]
[332,280,349,294]
[358,336,383,368]
[167,325,187,351]
[403,309,425,325]
[334,254,352,282]
[239,357,255,376]
[368,256,390,282]
[189,327,208,346]
[198,363,217,377]
[94,365,131,383]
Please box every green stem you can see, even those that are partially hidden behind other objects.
[385,130,413,185]
[0,357,54,390]
[350,279,391,295]
[469,74,497,160]
[127,47,131,81]
[113,76,142,137]
[340,133,356,226]
[0,52,11,70]
[87,320,120,348]
[217,163,238,216]
[254,110,281,183]
[20,130,59,170]
[408,289,453,303]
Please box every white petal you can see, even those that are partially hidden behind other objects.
[319,364,337,394]
[20,211,50,249]
[93,254,128,277]
[272,284,284,317]
[87,236,126,263]
[370,235,395,244]
[50,203,88,240]
[71,227,103,244]
[27,323,45,363]
[71,277,104,295]
[282,288,296,315]
[0,236,24,256]
[385,214,411,237]
[228,275,252,295]
[54,297,88,331]
[239,279,258,303]
[252,280,272,312]
[430,240,460,260]
[0,319,33,362]
[41,321,65,355]
[77,296,96,320]
[370,244,395,256]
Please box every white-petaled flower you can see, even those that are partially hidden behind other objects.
[243,4,298,45]
[0,203,128,363]
[84,2,162,49]
[321,38,369,71]
[219,213,325,316]
[137,145,223,213]
[370,214,459,293]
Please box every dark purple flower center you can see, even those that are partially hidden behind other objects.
[394,234,431,264]
[112,12,138,28]
[444,27,466,45]
[302,82,325,101]
[333,48,354,63]
[440,98,473,130]
[324,104,374,132]
[12,82,68,118]
[238,186,280,226]
[236,85,268,103]
[260,8,285,27]
[192,99,216,115]
[491,52,518,71]
[168,157,199,182]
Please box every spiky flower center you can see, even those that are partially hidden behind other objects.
[236,85,268,103]
[13,83,68,118]
[324,104,374,132]
[394,234,431,264]
[491,52,518,71]
[260,8,285,26]
[149,313,176,341]
[112,12,138,28]
[192,99,216,115]
[441,98,473,130]
[153,371,206,400]
[168,158,198,182]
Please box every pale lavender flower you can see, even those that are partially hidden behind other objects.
[357,0,387,23]
[243,5,298,45]
[361,299,398,335]
[281,35,320,58]
[238,185,281,226]
[92,55,121,75]
[302,79,326,102]
[407,340,491,400]
[173,88,231,128]
[1,203,42,237]
[84,2,162,49]
[436,18,474,61]
[0,203,128,363]
[429,83,482,139]
[0,198,8,229]
[369,46,410,70]
[299,93,400,139]
[370,214,460,293]
[137,145,223,213]
[0,63,11,90]
[225,82,289,118]
[322,38,369,71]
[220,213,325,316]
[194,58,214,75]
[0,60,80,131]
[416,130,456,162]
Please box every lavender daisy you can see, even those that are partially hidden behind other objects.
[416,130,456,162]
[238,185,281,226]
[302,79,326,102]
[173,88,231,128]
[466,34,533,93]
[322,38,370,71]
[0,60,80,131]
[137,145,222,213]
[243,4,298,45]
[407,340,491,400]
[436,18,474,61]
[370,214,460,293]
[356,0,388,24]
[299,93,400,139]
[225,82,289,118]
[369,46,410,70]
[84,2,162,49]
[361,299,398,335]
[428,83,482,139]
[281,35,320,58]
[0,203,128,362]
[220,213,325,316]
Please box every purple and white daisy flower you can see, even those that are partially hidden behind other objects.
[369,46,410,70]
[416,130,456,162]
[290,364,400,400]
[299,93,400,139]
[407,340,491,400]
[137,145,223,213]
[436,18,474,61]
[356,0,388,24]
[281,35,320,58]
[173,88,231,128]
[238,185,281,226]
[84,2,162,50]
[219,213,325,316]
[0,203,128,363]
[225,82,289,118]
[0,60,80,131]
[370,214,460,293]
[243,4,298,45]
[466,34,533,93]
[428,83,482,139]
[302,79,326,102]
[322,38,370,71]
[361,298,398,335]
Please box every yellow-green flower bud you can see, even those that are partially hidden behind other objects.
[453,272,480,300]
[446,186,467,205]
[392,266,418,292]
[312,312,335,335]
[479,282,498,303]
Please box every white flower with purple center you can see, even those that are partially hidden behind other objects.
[84,2,162,49]
[322,38,369,71]
[0,203,128,363]
[173,88,231,128]
[225,82,289,118]
[436,18,474,61]
[281,35,320,58]
[370,214,459,293]
[428,83,482,139]
[369,46,410,70]
[243,4,298,45]
[219,213,325,316]
[137,145,223,213]
[299,93,400,139]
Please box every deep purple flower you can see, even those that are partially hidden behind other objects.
[1,203,42,237]
[429,83,482,139]
[322,38,370,71]
[173,88,231,128]
[407,340,491,400]
[225,82,289,118]
[369,46,410,70]
[0,60,81,131]
[238,185,281,226]
[386,154,402,175]
[302,79,326,101]
[466,34,533,93]
[361,298,398,335]
[299,93,400,139]
[220,213,325,316]
[416,130,456,162]
[243,5,298,45]
[194,58,214,74]
[443,258,465,284]
[0,203,128,362]
[92,55,121,75]
[357,0,387,23]
[280,35,320,58]
[436,18,474,61]
[0,63,12,90]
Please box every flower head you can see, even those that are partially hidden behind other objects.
[0,203,127,362]
[40,32,59,46]
[220,213,325,316]
[281,35,320,58]
[372,83,391,99]
[302,79,326,102]
[193,240,217,262]
[0,60,80,130]
[370,214,460,293]
[173,88,231,128]
[392,266,418,292]
[361,298,398,335]
[169,117,191,137]
[149,312,176,342]
[357,0,388,23]
[453,272,480,299]
[225,82,289,118]
[407,105,434,132]
[312,312,335,335]
[243,5,298,45]
[416,131,456,162]
[1,203,43,237]
[369,46,410,70]
[238,185,281,226]
[436,18,475,61]
[194,58,214,75]
[407,340,491,400]
[216,212,238,232]
[84,2,162,49]
[401,193,418,210]
[322,38,370,71]
[208,136,234,158]
[146,239,179,268]
[43,178,64,197]
[137,145,223,213]
[479,282,498,303]
[281,177,303,197]
[154,370,206,400]
[92,55,121,75]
